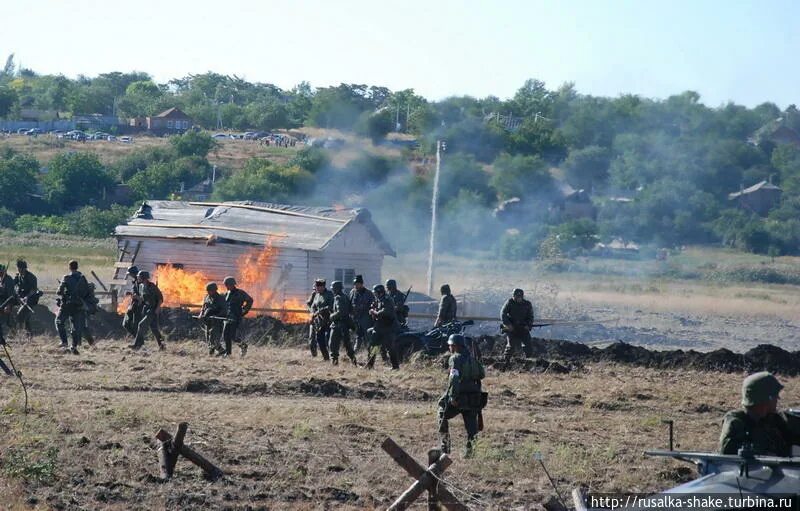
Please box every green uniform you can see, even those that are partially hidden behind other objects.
[349,287,374,351]
[366,295,399,369]
[201,291,227,354]
[501,298,534,360]
[438,351,485,454]
[13,270,38,335]
[719,409,800,456]
[436,293,457,326]
[329,291,356,364]
[223,288,253,356]
[56,271,91,349]
[309,289,334,360]
[133,281,165,349]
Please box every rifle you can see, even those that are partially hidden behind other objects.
[192,315,229,322]
[403,286,412,303]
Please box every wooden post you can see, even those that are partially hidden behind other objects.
[178,443,223,481]
[166,422,188,475]
[154,423,223,481]
[428,448,441,511]
[110,289,118,314]
[156,429,174,480]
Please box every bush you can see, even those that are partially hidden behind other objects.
[0,207,15,228]
[170,131,217,158]
[497,227,548,260]
[288,147,330,174]
[212,159,314,202]
[14,214,69,234]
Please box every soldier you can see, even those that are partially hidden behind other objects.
[386,279,409,327]
[501,288,534,364]
[366,284,399,370]
[438,334,485,457]
[719,371,800,456]
[130,271,165,351]
[329,280,357,366]
[434,284,457,327]
[13,260,39,338]
[0,264,14,330]
[309,278,333,361]
[349,275,374,352]
[305,284,317,357]
[200,282,226,356]
[82,282,100,346]
[55,260,92,354]
[122,265,142,337]
[222,276,253,357]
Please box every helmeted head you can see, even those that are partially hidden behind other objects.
[373,284,385,296]
[331,280,343,292]
[137,270,150,281]
[206,282,218,293]
[742,371,783,409]
[69,260,79,271]
[315,278,326,290]
[127,265,139,277]
[513,288,524,302]
[353,274,364,290]
[440,284,451,296]
[16,259,27,271]
[447,334,466,352]
[223,276,236,289]
[385,279,397,291]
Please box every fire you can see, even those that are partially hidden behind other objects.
[155,265,209,309]
[117,293,132,314]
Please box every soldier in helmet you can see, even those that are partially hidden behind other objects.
[130,270,166,351]
[501,288,535,365]
[385,279,409,327]
[200,282,227,356]
[434,284,457,327]
[366,284,399,370]
[55,260,92,354]
[349,275,374,352]
[329,281,357,366]
[719,371,800,456]
[308,278,334,360]
[0,264,14,331]
[222,276,253,357]
[438,334,485,457]
[122,265,142,337]
[13,259,39,338]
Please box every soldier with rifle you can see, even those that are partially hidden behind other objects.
[348,275,374,352]
[366,284,399,370]
[434,284,457,327]
[308,278,333,361]
[437,334,486,457]
[500,288,535,366]
[13,260,39,339]
[122,265,142,337]
[329,280,357,366]
[130,270,166,351]
[199,282,226,356]
[56,260,92,354]
[222,276,253,357]
[385,279,410,327]
[0,264,14,331]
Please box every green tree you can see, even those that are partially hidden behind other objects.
[0,152,39,212]
[42,152,115,210]
[212,159,314,202]
[170,131,217,158]
[562,145,610,191]
[489,153,553,200]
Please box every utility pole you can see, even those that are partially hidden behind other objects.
[427,140,444,297]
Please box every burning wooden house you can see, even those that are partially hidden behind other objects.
[111,201,395,312]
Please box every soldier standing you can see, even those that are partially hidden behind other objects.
[309,278,333,361]
[434,284,457,327]
[222,276,253,357]
[438,334,485,457]
[366,284,399,370]
[349,275,374,352]
[122,265,142,337]
[200,282,227,356]
[13,260,39,338]
[501,288,534,365]
[386,279,409,327]
[130,271,166,351]
[0,264,14,330]
[55,260,91,354]
[329,280,357,366]
[719,372,800,456]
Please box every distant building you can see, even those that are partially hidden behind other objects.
[728,180,782,216]
[750,118,800,147]
[130,107,193,134]
[552,182,597,220]
[179,179,214,201]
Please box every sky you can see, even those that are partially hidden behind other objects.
[3,0,799,107]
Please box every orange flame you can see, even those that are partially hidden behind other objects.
[117,293,132,314]
[155,265,209,309]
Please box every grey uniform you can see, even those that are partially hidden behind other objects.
[349,287,374,351]
[366,295,399,369]
[122,276,142,336]
[329,291,356,363]
[436,294,457,326]
[0,273,14,329]
[56,271,91,349]
[438,351,485,454]
[309,289,334,360]
[14,271,38,335]
[501,298,534,360]
[201,292,227,353]
[133,281,165,348]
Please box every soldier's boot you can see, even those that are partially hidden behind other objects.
[464,436,476,458]
[85,333,95,346]
[209,347,216,356]
[240,342,248,357]
[380,346,389,362]
[365,353,376,369]
[331,357,338,366]
[157,338,166,351]
[69,344,79,355]
[309,340,318,357]
[438,432,451,454]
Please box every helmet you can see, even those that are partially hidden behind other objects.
[223,276,236,286]
[206,282,218,292]
[353,274,364,284]
[513,288,524,297]
[385,279,397,290]
[16,259,27,270]
[331,280,343,291]
[315,278,326,287]
[69,260,79,270]
[373,284,385,294]
[742,371,783,407]
[440,284,451,295]
[137,270,150,280]
[127,265,139,276]
[447,334,466,348]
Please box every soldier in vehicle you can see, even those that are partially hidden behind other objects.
[386,279,409,327]
[55,260,92,354]
[13,260,39,338]
[130,271,166,351]
[329,280,357,366]
[438,334,485,457]
[434,284,457,327]
[501,288,535,365]
[309,278,334,361]
[200,282,227,356]
[719,371,800,457]
[0,264,14,330]
[122,265,142,337]
[222,276,253,357]
[366,284,399,370]
[349,275,374,352]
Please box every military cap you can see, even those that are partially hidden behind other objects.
[137,270,150,280]
[513,288,524,297]
[16,259,27,270]
[447,334,466,348]
[385,279,397,289]
[440,284,451,295]
[315,278,326,286]
[127,265,139,276]
[223,276,237,286]
[742,371,783,407]
[69,260,79,270]
[331,280,343,291]
[353,275,364,284]
[206,282,218,292]
[373,284,385,294]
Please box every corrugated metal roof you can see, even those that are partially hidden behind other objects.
[728,180,782,199]
[114,200,395,255]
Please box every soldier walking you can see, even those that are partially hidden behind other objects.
[13,260,39,339]
[366,284,399,370]
[386,279,409,328]
[437,334,485,457]
[0,264,14,331]
[55,260,92,354]
[200,282,226,356]
[501,288,534,365]
[122,265,142,337]
[130,271,166,351]
[434,284,457,327]
[222,276,253,357]
[349,275,374,352]
[309,278,333,360]
[329,280,357,366]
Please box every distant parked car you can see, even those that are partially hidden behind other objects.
[119,136,133,143]
[16,128,28,134]
[107,135,117,141]
[26,128,42,136]
[212,133,228,139]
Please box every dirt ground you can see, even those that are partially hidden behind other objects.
[0,323,794,510]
